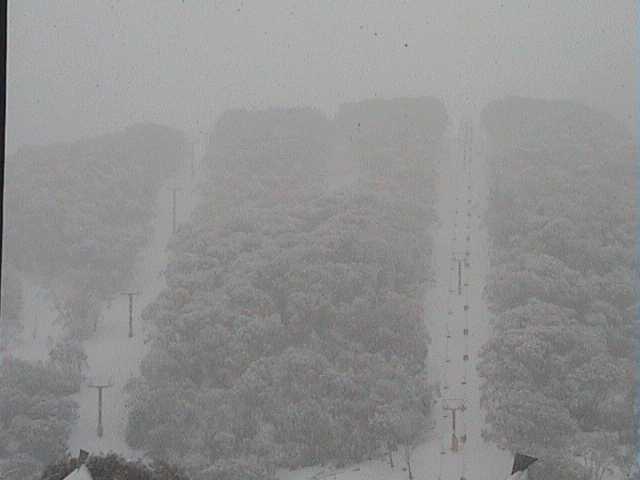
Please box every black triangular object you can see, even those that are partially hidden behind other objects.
[78,449,90,465]
[512,453,538,474]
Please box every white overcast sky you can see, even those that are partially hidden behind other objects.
[6,1,636,152]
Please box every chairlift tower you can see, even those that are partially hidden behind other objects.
[88,381,113,438]
[442,398,467,452]
[451,251,469,295]
[120,291,141,338]
[460,120,473,164]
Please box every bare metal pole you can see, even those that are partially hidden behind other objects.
[121,291,141,338]
[452,251,466,296]
[170,187,181,234]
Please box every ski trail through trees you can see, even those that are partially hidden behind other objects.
[280,117,510,480]
[426,119,511,480]
[67,146,203,456]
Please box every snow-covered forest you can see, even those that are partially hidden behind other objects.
[1,93,637,480]
[1,125,188,478]
[1,4,636,478]
[125,101,446,477]
[479,98,636,478]
[1,93,636,480]
[4,124,187,339]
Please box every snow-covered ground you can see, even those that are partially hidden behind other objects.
[280,120,511,480]
[8,277,63,363]
[8,121,511,477]
[8,144,203,457]
[427,122,512,480]
[66,159,201,455]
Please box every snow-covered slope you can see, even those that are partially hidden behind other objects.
[6,277,62,363]
[66,159,201,455]
[8,121,510,476]
[7,141,203,457]
[428,122,512,479]
[280,120,511,480]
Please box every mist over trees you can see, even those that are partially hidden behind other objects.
[4,2,636,478]
[4,124,187,340]
[2,92,634,480]
[0,125,188,480]
[478,97,635,479]
[125,99,447,479]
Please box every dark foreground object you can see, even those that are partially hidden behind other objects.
[40,453,188,480]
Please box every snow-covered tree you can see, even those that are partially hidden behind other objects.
[126,102,446,471]
[4,124,187,341]
[480,98,635,474]
[0,358,78,477]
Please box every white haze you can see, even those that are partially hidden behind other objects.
[6,0,636,153]
[2,3,636,480]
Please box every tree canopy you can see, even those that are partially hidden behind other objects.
[4,124,187,340]
[126,100,446,478]
[0,358,79,480]
[479,98,635,479]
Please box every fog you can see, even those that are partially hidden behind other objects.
[7,0,635,152]
[2,3,637,480]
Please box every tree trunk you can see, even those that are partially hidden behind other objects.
[404,444,413,480]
